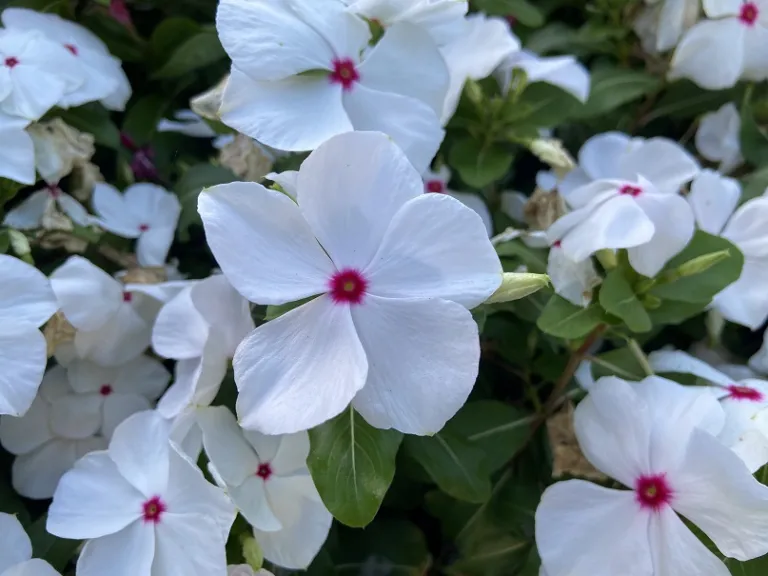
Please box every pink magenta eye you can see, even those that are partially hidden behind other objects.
[741,2,759,25]
[99,384,113,396]
[256,463,272,480]
[329,58,360,91]
[425,180,445,193]
[64,43,78,55]
[619,184,642,197]
[635,474,673,511]
[329,268,368,305]
[4,57,19,68]
[142,496,166,523]
[727,384,764,402]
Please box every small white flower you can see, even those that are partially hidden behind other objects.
[686,169,742,235]
[198,131,502,435]
[695,102,743,174]
[3,183,90,230]
[0,513,61,576]
[199,407,332,569]
[0,254,58,417]
[633,0,701,53]
[650,349,768,472]
[422,165,493,235]
[47,410,236,576]
[670,0,768,89]
[0,112,34,184]
[536,375,768,576]
[92,183,181,267]
[547,244,601,307]
[2,7,131,110]
[496,49,590,104]
[217,0,448,172]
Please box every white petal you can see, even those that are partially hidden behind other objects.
[270,432,310,476]
[220,69,352,152]
[628,191,695,277]
[450,192,493,236]
[695,103,742,171]
[500,191,528,222]
[191,275,254,355]
[578,132,633,181]
[558,167,592,202]
[152,286,208,360]
[77,521,154,576]
[103,395,153,439]
[235,296,368,435]
[619,138,700,193]
[672,429,768,560]
[506,51,590,103]
[0,396,52,454]
[351,295,479,435]
[364,194,502,308]
[137,226,175,267]
[535,480,653,576]
[342,84,444,174]
[730,428,768,473]
[152,514,228,576]
[113,355,170,400]
[297,131,423,270]
[0,513,32,573]
[157,348,227,418]
[92,183,141,237]
[687,170,741,235]
[722,196,768,259]
[198,182,335,306]
[109,410,171,498]
[703,0,742,17]
[648,349,733,386]
[12,439,79,500]
[123,183,180,230]
[669,18,744,90]
[197,406,260,486]
[56,193,91,227]
[0,121,34,184]
[48,451,144,538]
[547,247,601,307]
[2,190,49,229]
[649,506,730,575]
[742,24,768,81]
[0,325,47,417]
[266,170,299,199]
[0,254,57,326]
[714,261,768,330]
[285,0,371,59]
[230,476,282,532]
[50,256,122,331]
[2,558,62,576]
[49,394,102,439]
[73,304,151,366]
[216,0,336,81]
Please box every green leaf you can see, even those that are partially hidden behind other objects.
[57,103,120,149]
[152,30,226,79]
[576,67,660,118]
[599,269,651,333]
[647,300,706,326]
[649,231,744,304]
[741,95,768,166]
[741,166,768,203]
[174,164,238,241]
[509,82,583,130]
[27,515,81,571]
[449,138,513,188]
[307,407,402,527]
[643,80,740,123]
[477,0,544,26]
[264,296,316,321]
[445,401,533,473]
[122,94,172,146]
[150,17,201,63]
[537,295,605,339]
[334,519,431,575]
[403,431,492,503]
[727,554,768,575]
[0,178,25,212]
[591,347,648,381]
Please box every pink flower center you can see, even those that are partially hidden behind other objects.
[122,291,133,303]
[99,384,113,396]
[330,58,360,91]
[741,2,759,25]
[138,224,150,232]
[329,268,368,305]
[4,57,19,68]
[64,44,78,56]
[727,384,764,401]
[552,240,562,248]
[619,184,642,197]
[47,184,62,199]
[142,496,166,524]
[635,474,673,511]
[256,463,272,480]
[425,180,446,193]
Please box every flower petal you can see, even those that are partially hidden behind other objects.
[230,476,283,532]
[49,394,102,439]
[687,170,741,235]
[578,132,633,181]
[73,304,151,366]
[742,23,768,82]
[12,439,80,500]
[50,256,122,331]
[648,349,733,387]
[0,513,32,573]
[137,226,175,267]
[270,432,310,476]
[113,355,170,400]
[669,18,744,90]
[102,394,153,440]
[0,396,52,454]
[0,324,47,417]
[92,183,141,237]
[152,513,228,576]
[619,138,700,193]
[152,286,209,360]
[2,558,62,576]
[0,120,34,184]
[296,131,423,270]
[2,190,49,230]
[197,406,260,487]
[198,181,335,306]
[364,194,502,308]
[450,192,493,236]
[714,261,768,330]
[76,521,154,576]
[0,253,57,326]
[235,296,368,435]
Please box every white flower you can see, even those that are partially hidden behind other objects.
[0,254,57,417]
[547,244,601,307]
[695,102,743,174]
[344,0,468,45]
[0,112,34,184]
[216,0,448,173]
[496,49,591,104]
[439,13,518,123]
[198,407,332,569]
[422,165,493,235]
[536,375,768,576]
[92,183,181,267]
[650,349,768,472]
[0,513,61,576]
[0,28,82,121]
[3,183,90,230]
[47,410,236,576]
[198,131,502,435]
[633,0,700,53]
[670,0,768,89]
[686,169,742,235]
[157,109,218,138]
[2,7,131,110]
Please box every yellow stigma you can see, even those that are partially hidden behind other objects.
[343,281,355,292]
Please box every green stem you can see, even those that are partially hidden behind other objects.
[628,338,654,377]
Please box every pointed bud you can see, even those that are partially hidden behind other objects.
[485,272,550,304]
[241,535,264,571]
[672,250,731,279]
[7,229,32,263]
[529,138,575,178]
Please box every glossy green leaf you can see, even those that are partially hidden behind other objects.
[152,30,226,79]
[537,295,605,339]
[308,408,403,527]
[741,96,768,166]
[174,164,238,241]
[576,67,660,118]
[449,138,513,188]
[599,269,651,333]
[57,103,120,149]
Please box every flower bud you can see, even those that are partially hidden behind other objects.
[529,138,575,178]
[218,134,273,182]
[485,272,550,304]
[191,75,229,120]
[241,535,264,572]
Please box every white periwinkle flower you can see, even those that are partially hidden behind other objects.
[92,183,181,267]
[633,0,700,53]
[650,349,768,472]
[0,112,34,184]
[0,513,61,576]
[198,131,502,435]
[536,376,768,576]
[3,183,90,230]
[198,407,332,569]
[2,8,131,110]
[422,165,493,235]
[670,0,768,89]
[216,0,448,172]
[695,102,743,173]
[0,254,58,417]
[547,243,601,307]
[47,410,236,576]
[496,48,591,105]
